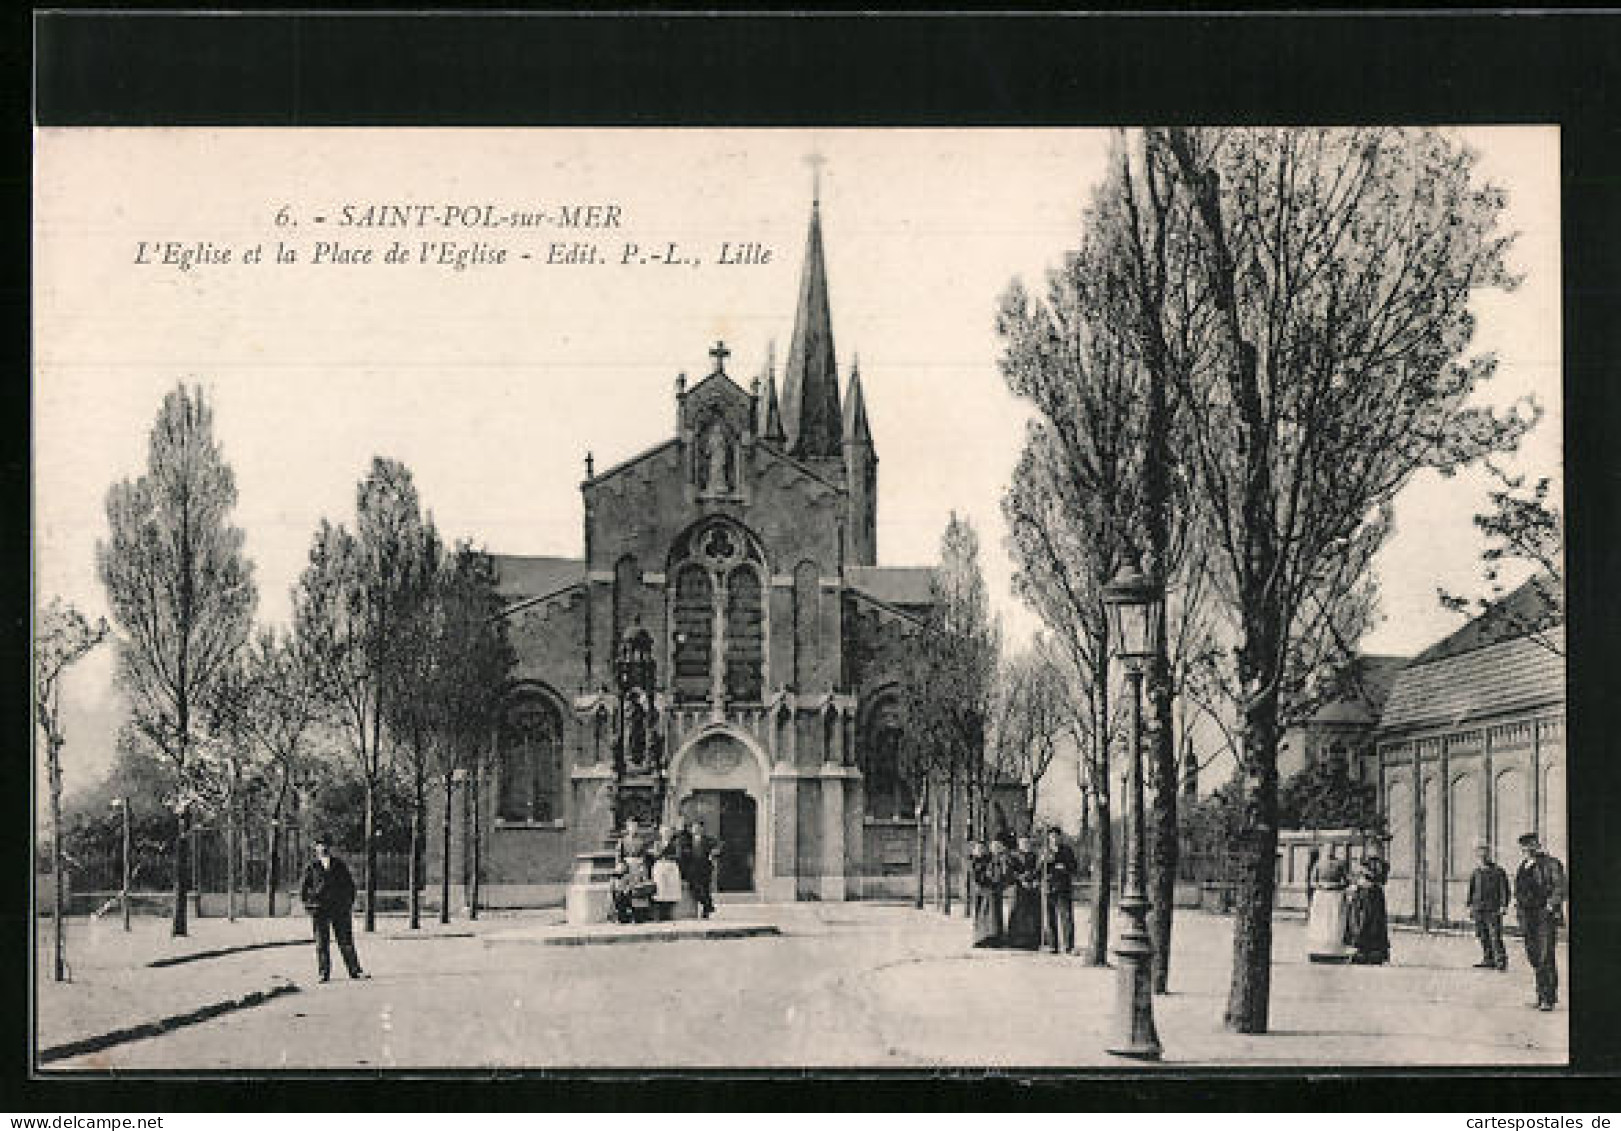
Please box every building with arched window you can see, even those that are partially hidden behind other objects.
[428,197,949,907]
[1371,577,1565,929]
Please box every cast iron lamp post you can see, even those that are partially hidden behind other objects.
[1102,550,1165,1061]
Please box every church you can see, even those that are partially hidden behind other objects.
[431,196,942,907]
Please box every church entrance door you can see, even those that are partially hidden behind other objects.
[688,789,756,892]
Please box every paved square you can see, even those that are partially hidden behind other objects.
[37,903,1567,1070]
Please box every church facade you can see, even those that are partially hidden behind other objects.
[431,200,938,906]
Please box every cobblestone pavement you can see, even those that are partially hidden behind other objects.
[38,903,1567,1070]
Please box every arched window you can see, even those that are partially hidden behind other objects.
[725,566,764,702]
[861,695,914,820]
[667,519,767,706]
[497,693,564,823]
[673,564,714,703]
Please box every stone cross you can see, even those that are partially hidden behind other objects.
[710,340,730,373]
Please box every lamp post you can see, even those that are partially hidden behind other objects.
[110,797,131,931]
[1102,551,1165,1061]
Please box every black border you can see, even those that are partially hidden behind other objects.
[15,7,1621,1112]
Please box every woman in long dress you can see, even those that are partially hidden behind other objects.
[650,823,687,922]
[970,840,1008,948]
[1344,861,1391,965]
[1306,850,1353,963]
[1004,835,1044,951]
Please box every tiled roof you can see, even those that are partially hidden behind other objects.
[1379,627,1565,732]
[1310,654,1408,725]
[1412,574,1562,665]
[846,565,935,609]
[492,554,585,602]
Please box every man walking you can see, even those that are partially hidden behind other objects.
[1039,827,1078,955]
[1513,832,1566,1011]
[300,834,368,983]
[1466,841,1511,971]
[685,818,720,919]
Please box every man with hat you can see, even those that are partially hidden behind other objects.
[1465,840,1511,971]
[299,834,368,983]
[1512,832,1566,1010]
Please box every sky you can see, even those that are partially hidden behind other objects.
[33,127,1561,818]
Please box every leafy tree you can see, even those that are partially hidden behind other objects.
[386,520,445,930]
[35,598,109,978]
[296,458,432,932]
[900,513,999,916]
[97,384,257,936]
[428,545,515,924]
[1439,460,1563,654]
[1279,758,1382,833]
[1138,127,1532,1032]
[233,628,324,915]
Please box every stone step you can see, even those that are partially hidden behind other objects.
[482,921,781,948]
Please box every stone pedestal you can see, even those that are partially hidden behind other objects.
[565,848,619,925]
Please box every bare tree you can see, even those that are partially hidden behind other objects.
[235,628,323,916]
[98,384,257,937]
[1439,460,1563,654]
[296,458,432,932]
[1146,127,1532,1032]
[35,599,109,979]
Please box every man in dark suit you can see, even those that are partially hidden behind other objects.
[685,818,721,919]
[1513,832,1567,1011]
[1039,827,1079,955]
[299,834,368,983]
[1466,841,1512,971]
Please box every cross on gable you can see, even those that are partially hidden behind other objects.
[709,340,730,372]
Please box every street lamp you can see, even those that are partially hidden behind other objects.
[1101,550,1165,1061]
[109,797,131,932]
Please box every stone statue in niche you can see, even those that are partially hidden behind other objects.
[701,421,733,494]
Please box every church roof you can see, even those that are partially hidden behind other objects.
[847,565,934,609]
[781,201,844,459]
[492,554,585,603]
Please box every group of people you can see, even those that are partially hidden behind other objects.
[969,828,1080,953]
[610,816,723,924]
[1466,832,1568,1011]
[1306,832,1568,1012]
[1304,845,1392,965]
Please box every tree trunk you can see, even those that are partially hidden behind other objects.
[408,804,421,930]
[1087,786,1112,966]
[48,735,66,981]
[941,769,956,917]
[1225,681,1282,1033]
[267,777,288,918]
[961,778,977,917]
[912,779,929,911]
[469,759,482,921]
[1146,653,1179,994]
[363,777,377,932]
[171,808,189,938]
[440,770,455,925]
[226,776,237,922]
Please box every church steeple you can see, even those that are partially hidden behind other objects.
[843,358,873,450]
[759,342,786,445]
[781,195,844,459]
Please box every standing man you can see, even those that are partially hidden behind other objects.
[1039,827,1078,955]
[1513,832,1567,1011]
[1466,841,1512,971]
[686,818,720,919]
[299,834,368,983]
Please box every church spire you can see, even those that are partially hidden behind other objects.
[843,356,873,450]
[781,190,844,459]
[760,341,786,444]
